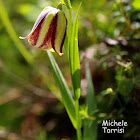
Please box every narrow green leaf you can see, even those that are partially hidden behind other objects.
[84,63,98,140]
[0,0,33,65]
[46,51,76,128]
[69,3,81,100]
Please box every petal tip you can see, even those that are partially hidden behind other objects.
[58,53,64,56]
[19,36,28,39]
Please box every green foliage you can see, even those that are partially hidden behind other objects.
[68,4,82,140]
[134,75,140,87]
[37,130,47,140]
[46,51,76,128]
[0,0,34,65]
[83,63,97,140]
[0,0,140,139]
[0,103,21,130]
[118,79,134,96]
[69,3,81,100]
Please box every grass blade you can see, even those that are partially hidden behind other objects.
[46,51,76,128]
[0,0,33,65]
[69,3,81,100]
[84,63,98,140]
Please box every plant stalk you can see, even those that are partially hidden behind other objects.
[75,99,82,140]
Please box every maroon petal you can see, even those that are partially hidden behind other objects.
[38,13,57,49]
[19,8,53,40]
[28,17,45,46]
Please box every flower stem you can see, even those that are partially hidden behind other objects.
[75,99,82,140]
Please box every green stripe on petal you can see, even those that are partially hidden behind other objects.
[54,10,67,54]
[20,7,54,40]
[36,11,57,48]
[31,7,54,31]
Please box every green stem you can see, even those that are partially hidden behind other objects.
[75,99,82,140]
[66,8,72,57]
[68,8,72,43]
[67,2,82,139]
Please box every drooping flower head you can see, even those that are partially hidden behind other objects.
[19,6,67,55]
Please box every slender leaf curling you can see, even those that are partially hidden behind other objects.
[19,6,67,56]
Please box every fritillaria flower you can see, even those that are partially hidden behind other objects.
[19,6,67,55]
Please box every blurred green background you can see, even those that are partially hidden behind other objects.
[0,0,140,139]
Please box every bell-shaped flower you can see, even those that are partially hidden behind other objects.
[19,6,67,55]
